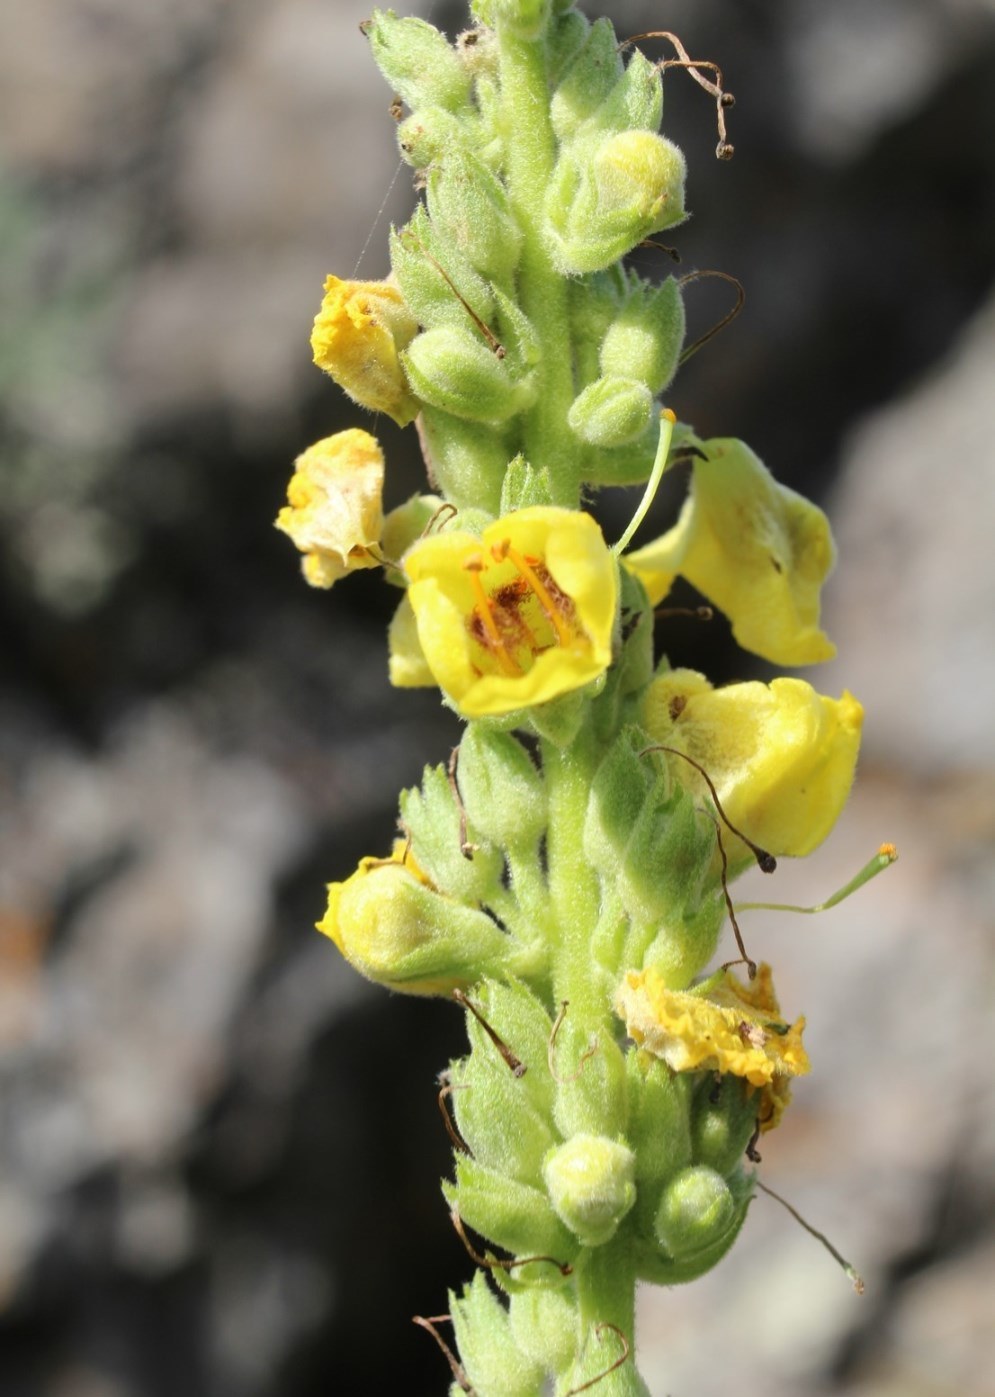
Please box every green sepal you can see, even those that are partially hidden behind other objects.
[573,47,663,143]
[364,10,473,113]
[402,324,536,425]
[400,762,505,904]
[456,724,548,849]
[626,891,726,990]
[625,1051,693,1187]
[508,1286,578,1376]
[548,9,590,83]
[569,267,626,388]
[550,17,622,142]
[591,568,655,742]
[427,148,523,281]
[446,1154,579,1262]
[380,493,445,580]
[462,978,558,1118]
[543,1133,637,1247]
[580,415,659,486]
[600,274,685,395]
[450,1044,557,1187]
[390,208,495,332]
[492,287,541,375]
[499,455,555,513]
[448,1273,545,1397]
[689,1072,761,1177]
[552,1022,628,1140]
[525,687,593,748]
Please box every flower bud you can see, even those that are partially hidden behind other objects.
[543,1133,636,1246]
[550,17,622,141]
[311,276,419,426]
[600,275,685,395]
[689,1073,760,1177]
[455,726,548,849]
[473,0,551,40]
[402,325,535,424]
[654,1165,737,1260]
[625,1051,693,1186]
[318,850,511,995]
[546,131,687,274]
[363,10,472,113]
[396,106,479,170]
[568,376,655,447]
[449,1274,544,1397]
[552,1024,628,1139]
[427,149,522,280]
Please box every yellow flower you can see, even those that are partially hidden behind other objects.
[641,669,863,860]
[625,438,836,666]
[311,275,420,427]
[317,841,510,996]
[275,429,385,588]
[397,507,617,717]
[615,963,809,1132]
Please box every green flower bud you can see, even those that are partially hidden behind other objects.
[446,1153,579,1261]
[569,268,626,387]
[546,131,687,275]
[456,726,548,849]
[363,10,472,114]
[428,149,523,281]
[397,107,479,170]
[552,1023,628,1139]
[449,1274,544,1397]
[390,209,495,333]
[508,1287,578,1376]
[417,404,510,514]
[543,1133,637,1246]
[474,0,550,39]
[400,762,505,903]
[402,325,535,424]
[690,1073,760,1177]
[600,276,685,394]
[568,376,655,448]
[654,1165,739,1261]
[625,1051,693,1186]
[550,17,622,142]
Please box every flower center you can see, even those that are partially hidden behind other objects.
[461,540,580,678]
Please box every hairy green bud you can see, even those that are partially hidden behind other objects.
[654,1165,738,1260]
[364,10,472,113]
[402,325,535,424]
[543,1133,637,1246]
[600,275,686,394]
[568,376,655,448]
[690,1073,761,1177]
[550,17,622,141]
[447,1153,579,1260]
[456,726,548,849]
[552,1023,628,1139]
[428,149,523,281]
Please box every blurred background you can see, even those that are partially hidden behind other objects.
[2,0,994,1393]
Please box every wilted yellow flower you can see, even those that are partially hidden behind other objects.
[396,507,617,717]
[616,963,809,1132]
[311,275,420,427]
[317,841,510,996]
[641,669,863,860]
[625,438,836,666]
[275,429,385,588]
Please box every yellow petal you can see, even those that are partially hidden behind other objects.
[275,429,385,588]
[401,507,618,718]
[616,963,809,1131]
[311,275,420,427]
[388,593,436,688]
[626,439,836,666]
[641,669,863,859]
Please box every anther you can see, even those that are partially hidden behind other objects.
[492,540,574,646]
[464,564,522,677]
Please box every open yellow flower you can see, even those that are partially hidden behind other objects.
[395,507,617,717]
[311,275,420,427]
[275,429,385,588]
[625,438,836,666]
[616,963,809,1132]
[318,841,511,996]
[641,669,862,860]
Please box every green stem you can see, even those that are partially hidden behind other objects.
[567,1241,644,1396]
[542,730,603,1019]
[497,20,578,506]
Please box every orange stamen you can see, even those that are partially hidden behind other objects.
[466,566,521,676]
[493,541,574,646]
